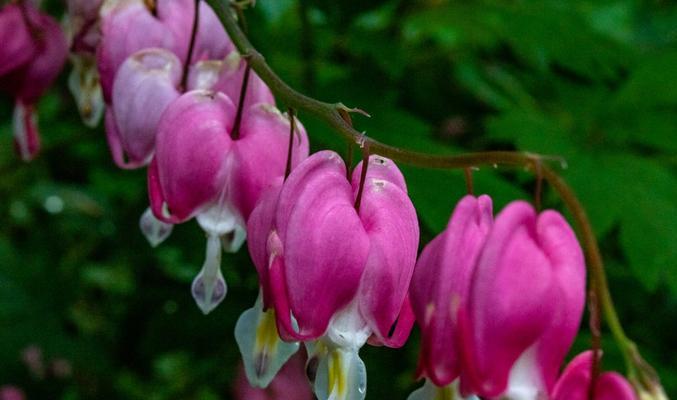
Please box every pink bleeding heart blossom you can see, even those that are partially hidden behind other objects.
[149,89,308,313]
[252,151,417,400]
[459,201,586,399]
[106,48,182,168]
[233,350,314,400]
[409,195,493,387]
[552,351,637,400]
[149,90,307,226]
[258,151,419,345]
[0,3,67,161]
[97,0,232,101]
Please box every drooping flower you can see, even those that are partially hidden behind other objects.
[552,351,637,400]
[0,2,68,161]
[253,151,419,400]
[460,201,586,399]
[408,195,493,398]
[149,89,308,313]
[106,48,182,168]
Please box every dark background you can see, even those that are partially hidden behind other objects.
[0,0,675,398]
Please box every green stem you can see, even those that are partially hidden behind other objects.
[206,0,662,394]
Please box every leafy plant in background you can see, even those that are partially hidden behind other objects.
[0,0,675,399]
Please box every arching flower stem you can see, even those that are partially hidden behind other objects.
[205,0,663,396]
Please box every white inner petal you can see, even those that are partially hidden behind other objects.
[503,346,546,400]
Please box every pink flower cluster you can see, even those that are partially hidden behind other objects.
[65,0,310,315]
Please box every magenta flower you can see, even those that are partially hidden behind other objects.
[460,201,586,399]
[106,48,182,169]
[408,195,493,394]
[270,151,418,343]
[149,90,308,313]
[0,2,67,161]
[552,351,637,400]
[251,151,418,400]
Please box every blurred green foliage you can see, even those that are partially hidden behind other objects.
[1,0,676,398]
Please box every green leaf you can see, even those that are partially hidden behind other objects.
[605,155,677,293]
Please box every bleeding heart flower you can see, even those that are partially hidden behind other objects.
[0,2,67,161]
[256,151,418,400]
[459,201,586,399]
[149,89,308,314]
[106,48,182,169]
[552,351,637,400]
[408,195,493,396]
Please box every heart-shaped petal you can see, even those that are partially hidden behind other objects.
[152,90,235,222]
